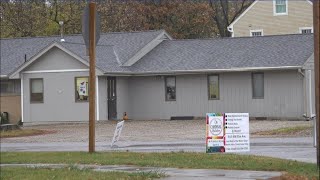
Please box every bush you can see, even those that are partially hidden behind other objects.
[0,112,9,124]
[18,119,23,126]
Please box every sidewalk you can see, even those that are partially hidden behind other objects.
[0,164,282,180]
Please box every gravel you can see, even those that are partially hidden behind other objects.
[1,120,313,143]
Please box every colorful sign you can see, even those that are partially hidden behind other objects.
[111,121,124,147]
[206,113,250,153]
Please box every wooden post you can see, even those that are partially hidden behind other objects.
[313,0,320,167]
[88,0,96,153]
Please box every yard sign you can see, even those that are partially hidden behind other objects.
[111,120,124,147]
[206,113,250,153]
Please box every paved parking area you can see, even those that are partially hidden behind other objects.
[1,120,316,163]
[1,120,313,143]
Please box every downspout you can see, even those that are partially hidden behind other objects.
[306,70,317,147]
[96,76,99,121]
[307,70,313,118]
[298,68,305,76]
[20,73,24,124]
[299,69,308,120]
[303,70,313,118]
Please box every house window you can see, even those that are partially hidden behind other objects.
[208,75,219,100]
[274,0,287,15]
[252,73,264,99]
[30,78,43,103]
[75,77,89,102]
[299,27,313,34]
[250,30,263,37]
[165,76,176,101]
[0,79,20,95]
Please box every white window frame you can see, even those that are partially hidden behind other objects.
[252,73,264,99]
[165,76,176,101]
[250,29,264,37]
[299,27,313,34]
[208,74,220,100]
[75,76,89,102]
[30,78,44,103]
[273,0,288,16]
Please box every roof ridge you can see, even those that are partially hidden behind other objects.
[163,33,313,42]
[102,29,164,35]
[0,29,165,41]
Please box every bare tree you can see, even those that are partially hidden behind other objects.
[208,0,252,37]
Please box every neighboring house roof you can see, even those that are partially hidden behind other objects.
[0,30,167,76]
[0,31,314,77]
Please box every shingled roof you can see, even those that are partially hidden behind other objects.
[127,34,314,74]
[0,31,314,77]
[0,30,165,76]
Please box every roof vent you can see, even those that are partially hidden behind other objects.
[59,21,65,42]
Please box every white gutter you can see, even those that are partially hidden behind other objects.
[0,75,8,78]
[103,66,302,76]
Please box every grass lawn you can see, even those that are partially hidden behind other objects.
[0,129,51,138]
[1,152,318,179]
[252,125,312,136]
[0,166,162,180]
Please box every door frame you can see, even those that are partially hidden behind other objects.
[107,76,117,120]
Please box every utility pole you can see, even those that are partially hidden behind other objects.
[88,0,96,153]
[313,0,320,167]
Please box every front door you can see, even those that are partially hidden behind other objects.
[107,77,117,120]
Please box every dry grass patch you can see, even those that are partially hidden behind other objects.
[0,129,53,138]
[252,126,312,136]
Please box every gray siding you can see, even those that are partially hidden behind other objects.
[116,77,130,119]
[98,76,108,120]
[127,71,304,119]
[97,76,131,120]
[22,47,91,123]
[23,71,90,122]
[25,47,88,71]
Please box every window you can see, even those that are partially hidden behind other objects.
[75,77,89,102]
[208,75,219,100]
[299,27,313,34]
[165,76,176,101]
[30,78,43,103]
[0,79,20,95]
[274,0,287,15]
[252,73,264,99]
[250,30,263,37]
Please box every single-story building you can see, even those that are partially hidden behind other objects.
[0,30,315,124]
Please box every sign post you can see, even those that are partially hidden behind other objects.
[82,0,100,153]
[206,113,250,153]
